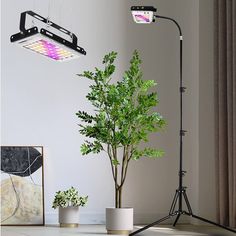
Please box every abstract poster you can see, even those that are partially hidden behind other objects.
[1,146,44,225]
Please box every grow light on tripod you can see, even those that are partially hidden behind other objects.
[129,5,236,236]
[131,6,156,24]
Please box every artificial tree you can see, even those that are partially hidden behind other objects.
[76,50,165,208]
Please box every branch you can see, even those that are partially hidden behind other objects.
[107,144,117,186]
[120,146,126,187]
[120,157,131,187]
[120,145,130,187]
[110,144,120,189]
[128,145,135,162]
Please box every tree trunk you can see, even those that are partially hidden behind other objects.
[118,188,122,208]
[115,187,122,208]
[115,187,119,208]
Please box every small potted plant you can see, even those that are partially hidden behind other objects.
[76,51,165,234]
[52,186,88,227]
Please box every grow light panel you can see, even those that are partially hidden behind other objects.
[131,6,156,24]
[10,11,86,62]
[17,35,81,62]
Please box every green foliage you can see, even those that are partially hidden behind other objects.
[52,187,88,209]
[132,148,165,160]
[76,50,166,208]
[77,50,165,153]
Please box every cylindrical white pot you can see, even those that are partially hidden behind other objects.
[106,208,133,235]
[59,206,79,227]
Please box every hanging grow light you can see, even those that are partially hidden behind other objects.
[10,11,86,61]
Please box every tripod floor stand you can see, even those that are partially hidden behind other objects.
[130,178,236,235]
[129,7,236,236]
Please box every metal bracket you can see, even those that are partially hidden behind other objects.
[19,11,78,47]
[10,26,38,42]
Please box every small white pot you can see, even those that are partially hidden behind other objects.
[59,206,79,227]
[106,208,133,235]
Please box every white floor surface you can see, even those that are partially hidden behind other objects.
[1,224,236,236]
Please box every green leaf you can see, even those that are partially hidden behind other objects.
[104,64,115,78]
[80,143,91,155]
[103,51,118,64]
[80,140,103,155]
[140,80,157,92]
[76,111,94,123]
[77,71,94,80]
[142,148,165,158]
[112,159,120,166]
[132,148,164,160]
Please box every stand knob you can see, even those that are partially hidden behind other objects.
[179,170,187,176]
[180,130,187,136]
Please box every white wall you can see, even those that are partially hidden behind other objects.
[198,0,216,221]
[1,0,215,224]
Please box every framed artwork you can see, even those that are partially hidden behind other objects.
[1,146,44,225]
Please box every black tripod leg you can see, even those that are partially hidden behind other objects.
[129,214,172,236]
[186,213,236,233]
[169,191,179,214]
[183,191,192,214]
[173,213,181,227]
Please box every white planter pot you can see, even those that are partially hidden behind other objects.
[106,208,133,235]
[59,206,79,227]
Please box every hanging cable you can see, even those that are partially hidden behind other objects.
[31,0,36,27]
[47,0,52,28]
[58,0,62,37]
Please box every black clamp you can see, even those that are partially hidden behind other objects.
[179,171,187,177]
[180,130,187,136]
[176,186,187,193]
[180,87,187,93]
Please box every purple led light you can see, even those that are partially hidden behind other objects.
[40,39,60,60]
[135,14,150,22]
[23,38,76,61]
